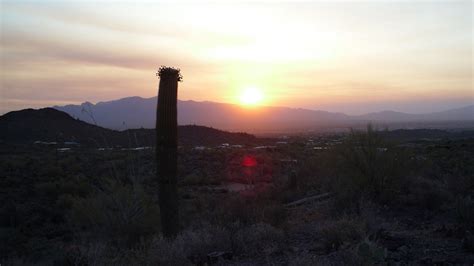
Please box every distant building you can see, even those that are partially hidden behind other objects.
[34,141,57,145]
[193,146,207,151]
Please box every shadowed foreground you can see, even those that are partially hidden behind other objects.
[1,123,473,264]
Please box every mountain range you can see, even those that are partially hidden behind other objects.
[53,96,474,133]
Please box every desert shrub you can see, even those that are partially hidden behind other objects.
[106,224,281,265]
[65,242,110,266]
[330,125,410,210]
[319,216,367,252]
[69,180,160,247]
[294,153,333,192]
[36,176,92,201]
[61,241,145,266]
[233,223,284,256]
[260,202,288,227]
[56,194,76,210]
[402,176,452,211]
[180,172,220,186]
[35,181,59,198]
[455,195,474,228]
[421,139,474,197]
[38,164,64,177]
[213,191,287,227]
[135,225,231,266]
[0,227,27,260]
[180,172,204,186]
[445,173,474,196]
[354,238,387,265]
[288,253,318,266]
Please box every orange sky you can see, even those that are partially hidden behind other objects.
[1,1,473,114]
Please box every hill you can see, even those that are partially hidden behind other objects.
[0,108,120,146]
[0,108,258,147]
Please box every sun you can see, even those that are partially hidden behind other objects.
[240,87,263,106]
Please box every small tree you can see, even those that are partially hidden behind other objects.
[156,66,182,237]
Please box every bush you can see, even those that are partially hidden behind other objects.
[69,180,160,247]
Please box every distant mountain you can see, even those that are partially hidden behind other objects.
[0,108,258,147]
[54,96,352,132]
[56,96,157,130]
[54,97,473,133]
[425,105,474,121]
[356,110,417,121]
[357,105,474,121]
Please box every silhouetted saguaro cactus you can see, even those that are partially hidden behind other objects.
[156,66,182,237]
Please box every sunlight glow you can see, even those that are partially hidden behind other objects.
[1,2,472,114]
[240,87,263,106]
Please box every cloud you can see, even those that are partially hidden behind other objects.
[1,31,188,70]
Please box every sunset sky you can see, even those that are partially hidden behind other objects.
[1,0,472,115]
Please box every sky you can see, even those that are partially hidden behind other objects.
[1,0,473,115]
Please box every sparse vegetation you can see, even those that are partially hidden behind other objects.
[330,125,410,209]
[1,124,473,264]
[69,181,161,246]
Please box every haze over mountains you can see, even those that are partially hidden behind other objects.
[53,96,474,133]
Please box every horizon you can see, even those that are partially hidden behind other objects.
[1,1,473,115]
[50,95,474,116]
[2,94,473,117]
